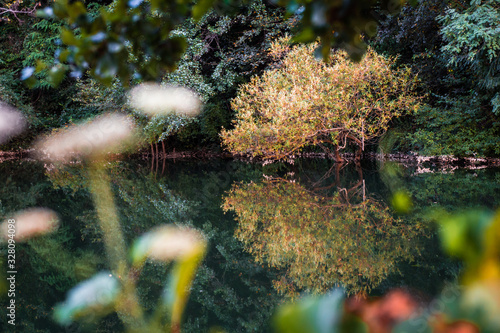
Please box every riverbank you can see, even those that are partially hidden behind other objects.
[2,149,500,169]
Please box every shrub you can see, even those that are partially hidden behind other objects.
[220,41,422,160]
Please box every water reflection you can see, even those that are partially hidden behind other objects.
[29,159,281,332]
[223,164,425,297]
[0,159,497,332]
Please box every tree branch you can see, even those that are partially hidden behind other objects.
[0,0,40,24]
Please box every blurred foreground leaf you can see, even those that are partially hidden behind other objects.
[54,271,120,325]
[391,190,413,214]
[130,226,207,330]
[433,209,498,282]
[273,289,355,333]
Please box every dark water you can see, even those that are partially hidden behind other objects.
[0,158,499,332]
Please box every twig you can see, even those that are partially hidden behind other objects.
[0,0,40,24]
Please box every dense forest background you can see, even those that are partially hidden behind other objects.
[0,0,499,157]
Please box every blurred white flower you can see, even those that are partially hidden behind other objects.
[0,102,26,144]
[131,225,206,264]
[34,113,137,162]
[128,83,201,117]
[1,208,59,242]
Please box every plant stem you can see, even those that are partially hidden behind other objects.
[88,162,145,327]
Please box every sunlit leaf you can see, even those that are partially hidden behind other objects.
[291,27,315,43]
[61,29,79,46]
[66,1,86,22]
[435,210,493,262]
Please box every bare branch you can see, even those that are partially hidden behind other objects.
[0,0,40,24]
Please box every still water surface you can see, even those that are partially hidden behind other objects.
[0,158,499,332]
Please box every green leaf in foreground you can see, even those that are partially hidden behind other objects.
[130,226,207,330]
[161,246,206,330]
[274,289,348,333]
[435,209,494,263]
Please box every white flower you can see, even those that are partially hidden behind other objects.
[128,83,201,117]
[0,102,26,144]
[131,226,206,264]
[34,113,137,162]
[1,208,59,242]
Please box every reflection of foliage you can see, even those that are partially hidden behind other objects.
[272,208,500,333]
[27,230,99,291]
[44,159,281,332]
[115,163,281,332]
[44,162,89,193]
[400,166,500,211]
[223,178,424,296]
[0,161,100,332]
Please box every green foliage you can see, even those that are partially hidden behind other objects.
[373,0,460,92]
[22,17,61,89]
[278,0,409,60]
[407,94,500,156]
[374,0,500,157]
[28,0,192,86]
[162,0,293,143]
[23,0,416,87]
[221,42,421,159]
[70,77,127,120]
[438,0,500,123]
[439,0,500,91]
[0,4,97,143]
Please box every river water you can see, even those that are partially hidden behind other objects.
[0,158,499,332]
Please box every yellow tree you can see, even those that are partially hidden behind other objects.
[221,41,421,160]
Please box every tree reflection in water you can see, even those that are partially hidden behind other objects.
[223,164,425,297]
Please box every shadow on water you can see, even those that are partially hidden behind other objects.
[0,158,499,332]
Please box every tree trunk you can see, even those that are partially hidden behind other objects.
[150,143,155,173]
[334,144,346,162]
[155,142,159,172]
